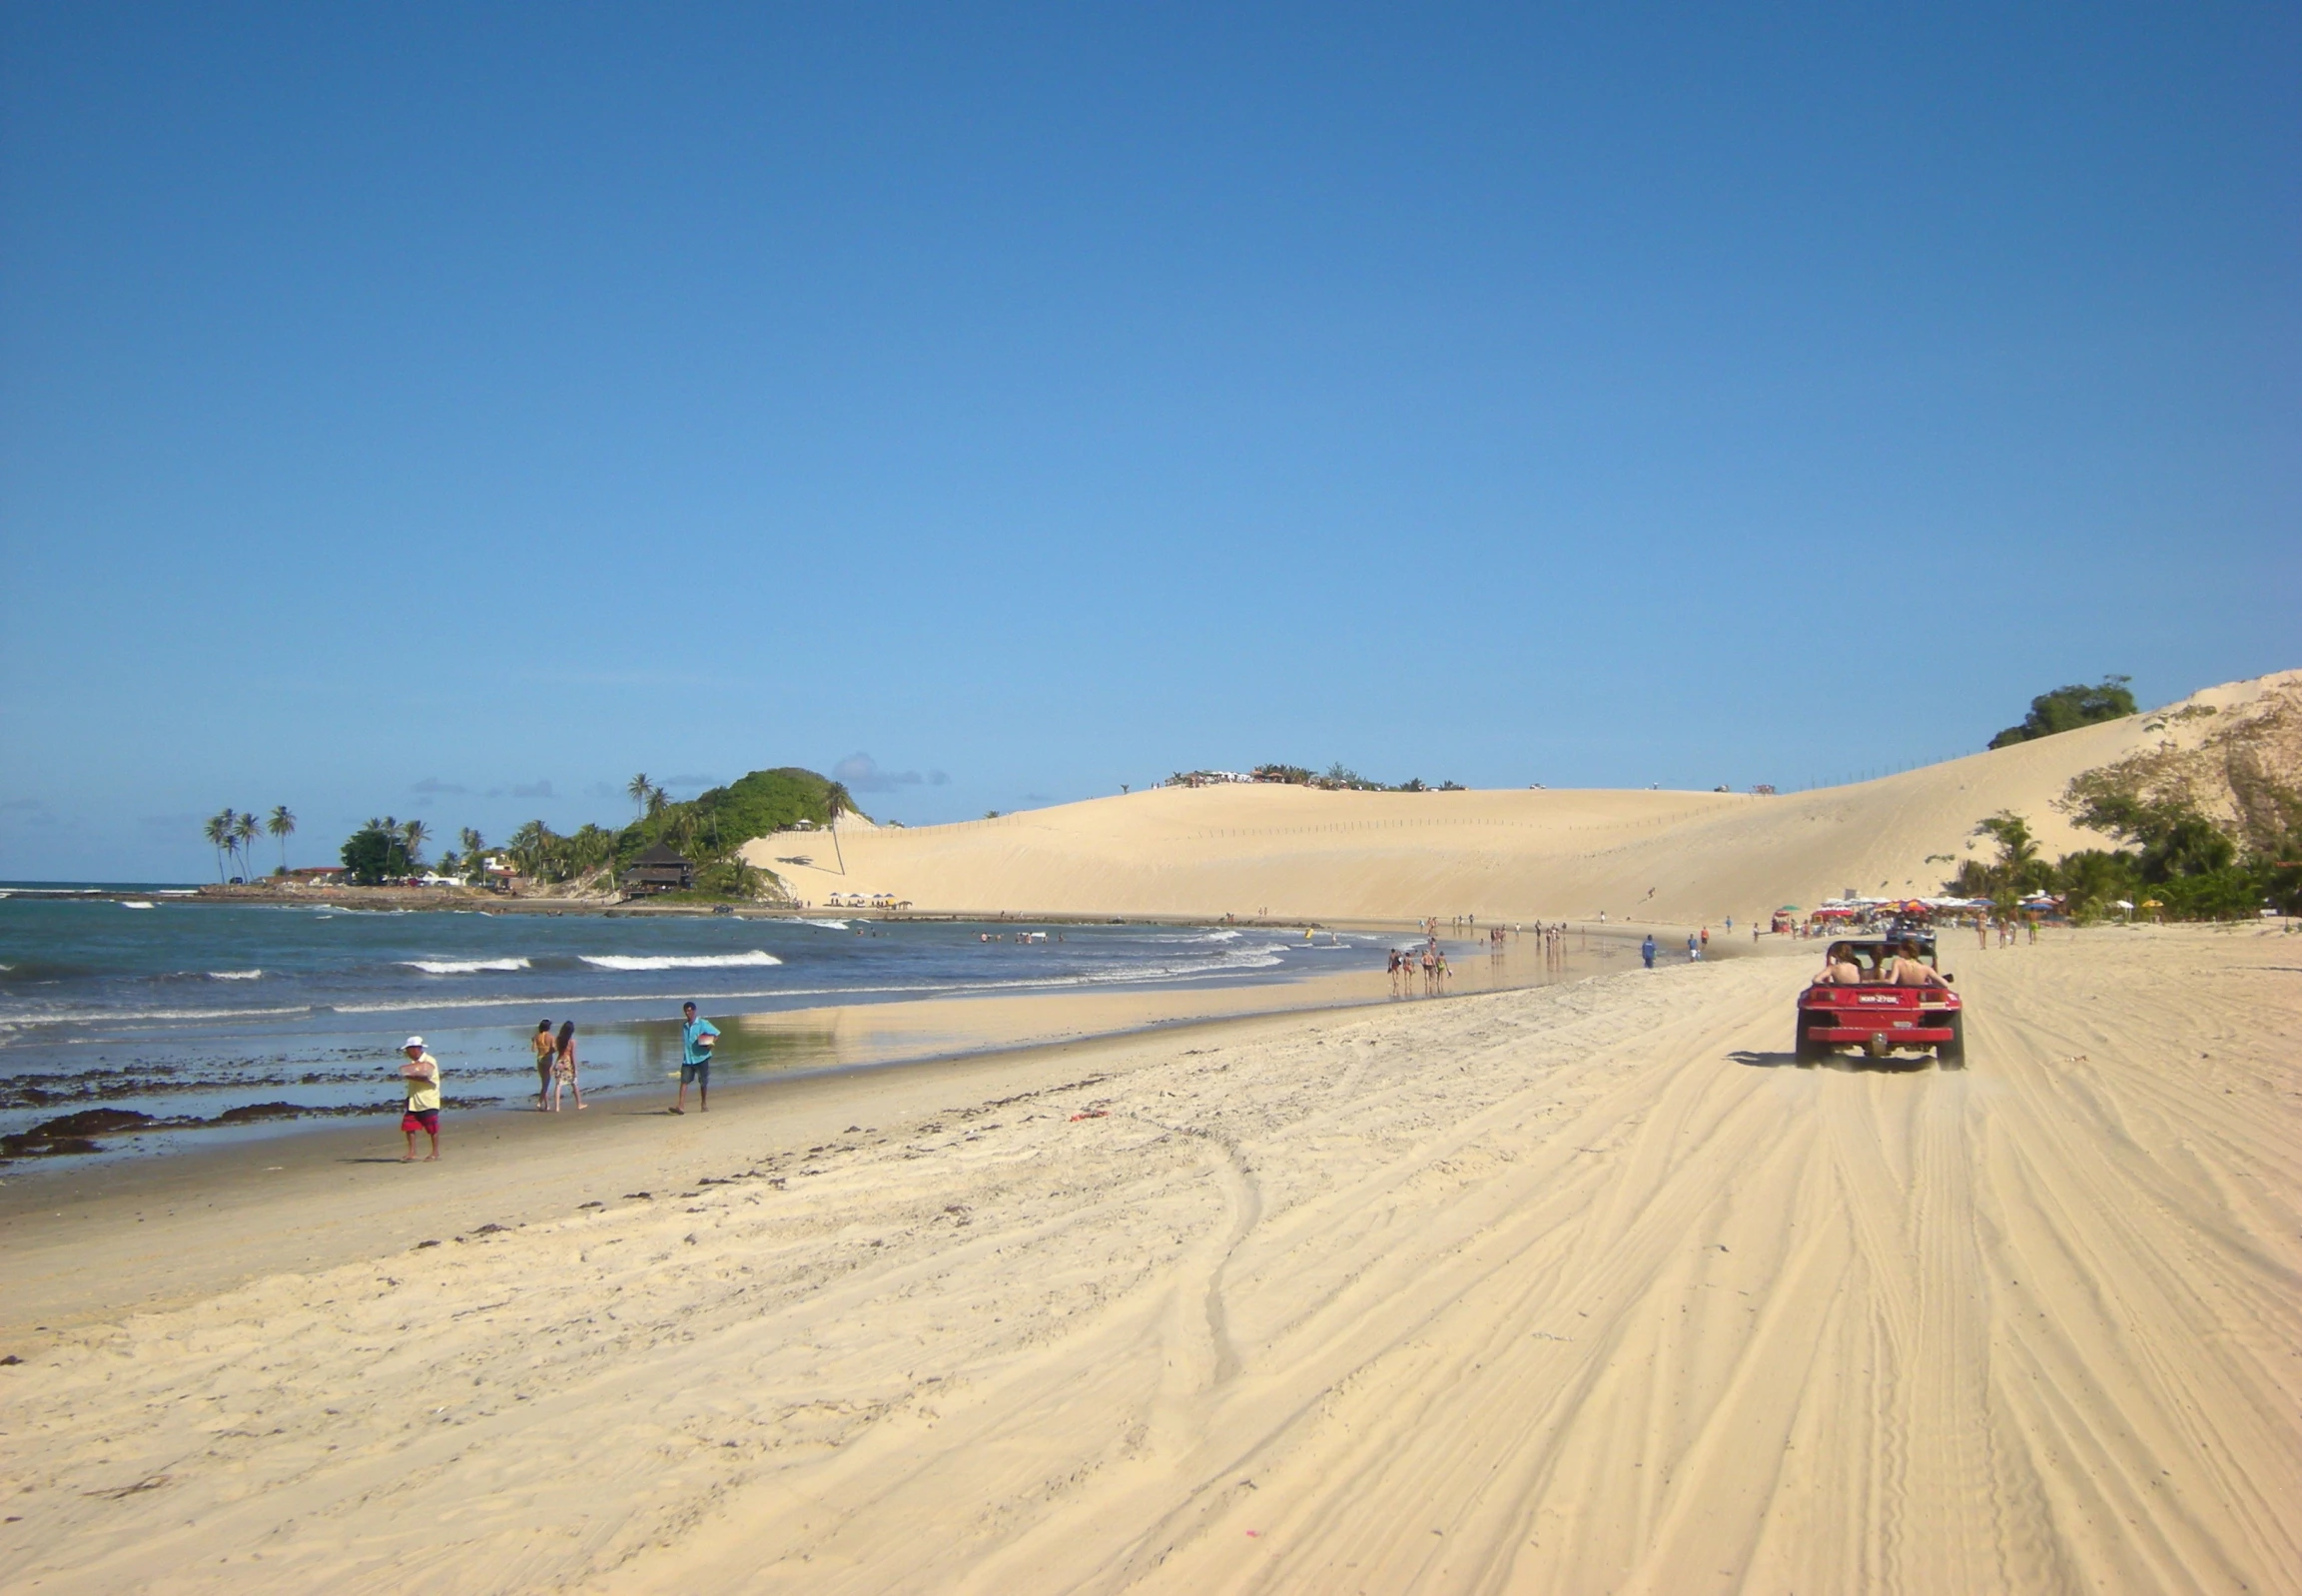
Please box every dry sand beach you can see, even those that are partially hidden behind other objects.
[3,671,2300,1593]
[0,925,2295,1592]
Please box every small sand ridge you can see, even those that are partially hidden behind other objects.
[1,924,2295,1592]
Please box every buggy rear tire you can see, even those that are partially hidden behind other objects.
[1794,1014,1827,1067]
[1937,1011,1966,1070]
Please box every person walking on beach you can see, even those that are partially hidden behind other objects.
[1641,934,1657,970]
[1687,931,1701,962]
[673,1001,718,1114]
[396,1036,440,1162]
[530,1020,555,1110]
[548,1020,585,1112]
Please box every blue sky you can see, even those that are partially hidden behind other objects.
[3,3,2295,879]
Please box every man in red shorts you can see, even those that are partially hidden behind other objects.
[397,1035,441,1162]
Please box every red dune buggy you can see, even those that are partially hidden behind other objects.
[1795,932,1964,1068]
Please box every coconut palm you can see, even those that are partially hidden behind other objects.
[569,823,617,879]
[645,784,668,819]
[202,809,236,882]
[506,820,550,879]
[626,773,652,821]
[823,781,855,875]
[458,827,483,882]
[267,806,296,873]
[1972,811,2042,895]
[399,818,428,869]
[233,812,262,881]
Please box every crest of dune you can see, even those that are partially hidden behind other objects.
[747,670,2302,922]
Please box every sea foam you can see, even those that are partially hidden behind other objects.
[400,957,534,975]
[579,951,784,972]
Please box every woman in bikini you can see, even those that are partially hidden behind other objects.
[1816,944,1863,985]
[549,1019,585,1111]
[531,1020,555,1109]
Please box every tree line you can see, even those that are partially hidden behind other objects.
[326,766,854,896]
[201,806,296,882]
[1950,784,2302,921]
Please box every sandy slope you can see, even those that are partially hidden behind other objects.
[3,925,2295,1593]
[746,671,2302,925]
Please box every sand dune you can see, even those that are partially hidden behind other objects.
[748,671,2302,925]
[3,926,2295,1592]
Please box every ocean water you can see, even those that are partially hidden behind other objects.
[0,887,1393,1154]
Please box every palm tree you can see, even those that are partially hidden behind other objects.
[507,820,549,879]
[399,819,429,870]
[1973,811,2040,896]
[267,806,296,873]
[644,784,668,819]
[570,823,616,879]
[458,827,484,882]
[823,781,854,875]
[626,773,652,821]
[202,809,235,883]
[233,812,262,881]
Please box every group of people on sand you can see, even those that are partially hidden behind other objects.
[1976,915,2038,948]
[388,999,724,1162]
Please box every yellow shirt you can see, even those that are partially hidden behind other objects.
[402,1054,441,1112]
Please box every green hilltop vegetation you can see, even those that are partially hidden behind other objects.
[617,767,857,860]
[1987,676,2137,749]
[339,766,859,898]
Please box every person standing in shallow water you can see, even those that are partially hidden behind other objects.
[1642,934,1657,969]
[674,1001,718,1114]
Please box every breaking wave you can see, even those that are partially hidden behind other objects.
[401,958,534,975]
[578,951,785,972]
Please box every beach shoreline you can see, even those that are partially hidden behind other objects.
[0,921,1682,1178]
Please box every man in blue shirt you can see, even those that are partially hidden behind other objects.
[1641,934,1657,970]
[674,1001,719,1114]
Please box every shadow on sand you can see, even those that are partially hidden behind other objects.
[1729,1049,1936,1075]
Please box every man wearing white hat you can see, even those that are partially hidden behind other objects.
[396,1036,441,1162]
